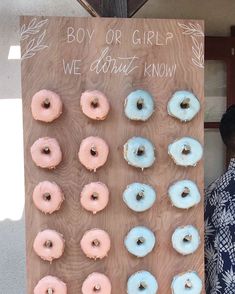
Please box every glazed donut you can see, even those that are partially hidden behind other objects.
[80,90,110,120]
[171,271,203,294]
[123,182,156,212]
[167,90,200,122]
[31,89,63,122]
[80,182,109,214]
[82,272,111,294]
[172,225,200,255]
[124,137,155,170]
[80,229,111,259]
[33,181,64,214]
[168,180,201,209]
[127,271,158,294]
[78,136,109,172]
[124,226,156,257]
[168,137,203,167]
[124,90,154,121]
[33,229,65,262]
[31,137,62,169]
[34,276,67,294]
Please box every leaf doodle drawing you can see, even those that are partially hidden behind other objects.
[20,18,48,41]
[191,36,204,68]
[178,22,204,37]
[21,30,48,60]
[178,22,204,68]
[21,18,49,61]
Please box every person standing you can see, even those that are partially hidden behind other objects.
[205,105,235,293]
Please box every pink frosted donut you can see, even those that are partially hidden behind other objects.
[33,181,64,214]
[31,137,62,169]
[80,90,110,120]
[33,229,65,262]
[82,272,111,294]
[80,182,109,214]
[31,89,62,122]
[78,136,109,172]
[80,229,111,259]
[34,276,67,294]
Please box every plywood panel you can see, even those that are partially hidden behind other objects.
[20,16,205,293]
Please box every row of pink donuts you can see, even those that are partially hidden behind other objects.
[33,228,110,262]
[34,273,111,294]
[33,181,108,214]
[31,89,110,122]
[31,136,108,171]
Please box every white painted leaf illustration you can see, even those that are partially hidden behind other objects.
[178,22,204,69]
[21,21,48,61]
[20,18,48,41]
[191,36,204,68]
[22,51,36,60]
[178,22,204,37]
[26,39,35,51]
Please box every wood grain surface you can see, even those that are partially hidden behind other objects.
[21,16,205,293]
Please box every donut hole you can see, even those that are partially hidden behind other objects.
[93,284,101,292]
[185,279,193,289]
[136,146,145,156]
[92,239,100,247]
[136,191,144,201]
[182,145,191,155]
[180,98,190,109]
[42,146,51,155]
[183,234,192,243]
[47,288,54,294]
[181,187,190,198]
[137,99,144,110]
[90,147,98,157]
[136,237,145,246]
[91,192,99,201]
[42,98,51,109]
[43,192,51,201]
[44,240,53,248]
[139,282,147,291]
[91,98,99,109]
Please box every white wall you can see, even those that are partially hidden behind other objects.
[135,0,235,36]
[0,0,233,293]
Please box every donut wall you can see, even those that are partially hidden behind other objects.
[20,16,205,293]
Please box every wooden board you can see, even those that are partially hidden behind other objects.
[20,16,205,293]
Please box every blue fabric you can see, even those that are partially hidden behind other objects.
[205,158,235,293]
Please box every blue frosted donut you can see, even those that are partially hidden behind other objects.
[124,90,154,121]
[168,137,203,167]
[172,225,200,255]
[123,183,156,212]
[127,270,158,294]
[124,137,155,170]
[168,180,201,209]
[167,90,200,122]
[124,226,156,257]
[171,271,203,294]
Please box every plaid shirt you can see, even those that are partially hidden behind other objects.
[205,158,235,293]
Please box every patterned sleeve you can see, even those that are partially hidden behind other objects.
[215,180,235,292]
[205,174,235,293]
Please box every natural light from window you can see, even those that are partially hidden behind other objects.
[8,45,21,60]
[0,99,24,221]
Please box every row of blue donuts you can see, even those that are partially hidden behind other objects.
[123,180,200,212]
[125,89,201,122]
[127,270,202,294]
[125,225,200,257]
